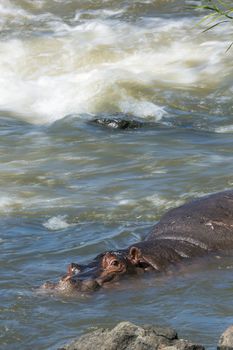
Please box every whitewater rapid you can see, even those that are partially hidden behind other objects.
[0,0,232,124]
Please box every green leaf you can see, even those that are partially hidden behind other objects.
[202,19,229,32]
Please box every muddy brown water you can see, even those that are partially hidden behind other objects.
[0,1,233,349]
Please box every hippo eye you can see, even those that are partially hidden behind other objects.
[110,259,119,266]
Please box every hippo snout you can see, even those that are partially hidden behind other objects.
[42,275,101,293]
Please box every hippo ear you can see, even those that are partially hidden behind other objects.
[129,246,159,270]
[129,246,142,264]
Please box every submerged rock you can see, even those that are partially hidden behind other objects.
[90,116,145,129]
[218,325,233,350]
[59,321,205,350]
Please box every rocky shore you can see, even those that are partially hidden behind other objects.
[58,322,233,350]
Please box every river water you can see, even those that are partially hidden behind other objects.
[0,0,233,349]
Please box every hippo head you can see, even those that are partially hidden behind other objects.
[42,245,155,294]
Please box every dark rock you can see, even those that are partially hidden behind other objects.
[218,325,233,350]
[59,321,205,350]
[90,116,145,129]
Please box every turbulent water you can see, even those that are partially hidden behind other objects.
[0,0,233,349]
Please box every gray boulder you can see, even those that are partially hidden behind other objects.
[59,321,205,350]
[218,325,233,350]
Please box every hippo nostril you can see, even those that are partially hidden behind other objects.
[68,263,82,275]
[72,268,80,274]
[71,263,80,271]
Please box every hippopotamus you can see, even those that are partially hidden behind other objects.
[43,190,233,293]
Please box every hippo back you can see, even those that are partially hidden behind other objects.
[147,190,233,251]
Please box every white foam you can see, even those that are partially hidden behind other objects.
[43,215,75,231]
[0,14,232,124]
[74,8,125,22]
[0,0,29,19]
[0,195,22,212]
[215,125,233,134]
[145,194,184,210]
[118,199,135,206]
[119,98,167,120]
